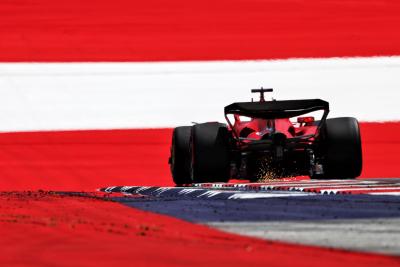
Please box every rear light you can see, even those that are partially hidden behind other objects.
[297,116,315,123]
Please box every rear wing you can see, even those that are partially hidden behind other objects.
[224,99,330,141]
[224,99,329,119]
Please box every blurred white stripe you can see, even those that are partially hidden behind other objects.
[0,56,399,132]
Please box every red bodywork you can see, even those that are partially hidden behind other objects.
[231,115,318,141]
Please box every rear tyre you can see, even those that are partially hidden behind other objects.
[170,126,192,185]
[312,117,362,179]
[191,122,230,183]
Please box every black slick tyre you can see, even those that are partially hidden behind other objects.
[170,126,192,185]
[313,117,362,179]
[191,122,230,183]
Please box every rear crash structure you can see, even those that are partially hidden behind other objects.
[169,88,362,185]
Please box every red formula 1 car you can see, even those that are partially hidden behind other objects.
[169,88,362,185]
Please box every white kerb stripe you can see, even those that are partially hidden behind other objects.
[0,56,399,132]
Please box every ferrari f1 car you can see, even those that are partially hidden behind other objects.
[169,88,362,185]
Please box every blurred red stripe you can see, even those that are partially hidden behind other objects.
[1,0,400,61]
[360,122,400,178]
[0,122,397,191]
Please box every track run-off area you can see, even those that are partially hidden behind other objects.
[101,178,400,254]
[1,0,400,266]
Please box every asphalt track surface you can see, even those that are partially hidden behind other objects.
[102,178,400,255]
